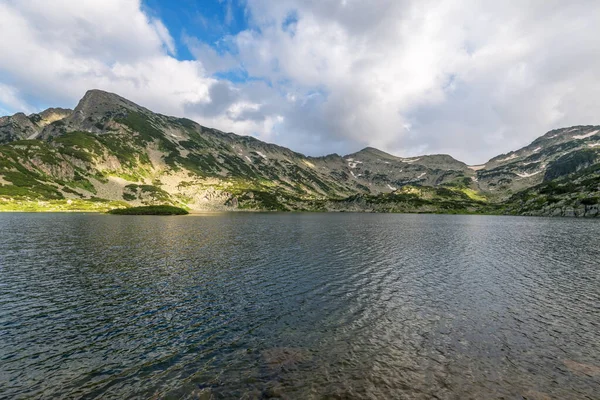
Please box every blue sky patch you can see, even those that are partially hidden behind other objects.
[143,0,249,61]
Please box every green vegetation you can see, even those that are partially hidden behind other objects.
[5,140,63,166]
[66,172,97,194]
[0,170,64,199]
[122,192,136,201]
[124,184,171,203]
[115,112,163,143]
[108,205,189,215]
[0,198,128,212]
[442,176,472,189]
[0,90,598,217]
[459,188,487,202]
[504,162,600,216]
[96,133,145,167]
[166,152,221,176]
[115,111,178,153]
[325,185,499,215]
[53,131,103,152]
[237,190,289,211]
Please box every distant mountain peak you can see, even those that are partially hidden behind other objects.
[0,107,72,142]
[74,89,147,116]
[80,89,129,102]
[345,146,395,159]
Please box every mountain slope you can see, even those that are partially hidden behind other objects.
[502,161,600,217]
[342,147,472,193]
[0,89,598,216]
[0,90,363,211]
[0,108,72,143]
[475,126,600,197]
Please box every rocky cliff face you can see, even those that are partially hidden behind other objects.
[502,160,600,217]
[0,108,72,143]
[0,89,598,215]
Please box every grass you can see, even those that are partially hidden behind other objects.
[0,197,128,212]
[108,205,189,215]
[321,184,499,215]
[66,172,97,194]
[115,111,179,153]
[0,171,64,199]
[457,188,487,202]
[96,133,144,167]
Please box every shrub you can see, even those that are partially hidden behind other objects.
[108,205,189,215]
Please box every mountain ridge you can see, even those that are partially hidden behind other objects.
[5,89,591,165]
[0,89,598,216]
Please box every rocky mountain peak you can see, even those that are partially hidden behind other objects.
[73,89,147,119]
[345,147,395,161]
[37,90,151,139]
[0,108,72,143]
[34,108,73,128]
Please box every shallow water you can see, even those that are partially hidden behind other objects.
[0,213,598,399]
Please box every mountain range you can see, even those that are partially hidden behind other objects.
[0,89,598,216]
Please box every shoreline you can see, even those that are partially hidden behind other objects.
[1,209,598,218]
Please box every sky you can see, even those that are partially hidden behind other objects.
[0,0,599,164]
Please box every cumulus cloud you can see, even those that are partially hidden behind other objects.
[226,0,600,162]
[183,35,239,75]
[1,0,599,163]
[150,18,177,56]
[0,83,34,115]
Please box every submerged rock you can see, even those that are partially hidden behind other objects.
[522,389,552,400]
[563,359,600,377]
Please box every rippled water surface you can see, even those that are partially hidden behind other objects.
[1,213,599,399]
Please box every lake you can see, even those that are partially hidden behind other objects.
[0,213,598,399]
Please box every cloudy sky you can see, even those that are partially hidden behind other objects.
[0,0,599,164]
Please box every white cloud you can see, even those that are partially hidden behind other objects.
[183,35,239,75]
[0,83,33,115]
[222,0,234,26]
[150,18,177,56]
[227,0,600,163]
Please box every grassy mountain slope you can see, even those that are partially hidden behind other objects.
[0,89,598,216]
[475,126,600,198]
[503,160,600,217]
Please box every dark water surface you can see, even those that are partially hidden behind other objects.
[0,213,599,399]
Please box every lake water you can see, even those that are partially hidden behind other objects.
[0,213,598,399]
